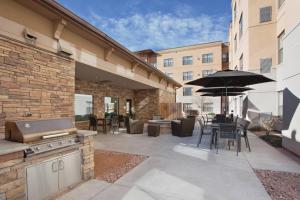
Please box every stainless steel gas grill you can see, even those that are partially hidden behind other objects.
[5,118,79,157]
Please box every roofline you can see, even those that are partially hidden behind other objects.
[135,49,157,54]
[32,0,181,87]
[156,41,225,52]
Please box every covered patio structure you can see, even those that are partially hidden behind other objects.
[74,61,180,131]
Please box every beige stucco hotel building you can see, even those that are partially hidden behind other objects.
[228,0,300,156]
[136,42,229,115]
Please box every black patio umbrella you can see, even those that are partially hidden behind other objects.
[186,69,274,114]
[196,86,253,93]
[201,92,245,97]
[186,69,274,87]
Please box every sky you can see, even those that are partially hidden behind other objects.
[57,0,232,51]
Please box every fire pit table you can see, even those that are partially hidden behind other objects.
[147,120,172,134]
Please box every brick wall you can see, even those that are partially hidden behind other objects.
[75,79,134,118]
[133,89,175,121]
[0,37,75,139]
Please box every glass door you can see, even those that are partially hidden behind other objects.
[104,97,119,118]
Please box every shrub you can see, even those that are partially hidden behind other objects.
[261,116,279,135]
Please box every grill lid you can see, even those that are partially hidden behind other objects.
[5,118,77,143]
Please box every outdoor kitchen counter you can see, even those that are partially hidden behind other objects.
[77,130,98,137]
[0,139,29,156]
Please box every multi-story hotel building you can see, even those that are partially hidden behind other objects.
[228,0,278,120]
[136,42,229,115]
[228,0,300,156]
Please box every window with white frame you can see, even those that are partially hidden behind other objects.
[75,94,93,121]
[202,70,213,77]
[183,103,193,112]
[164,58,173,67]
[260,6,272,23]
[239,13,243,39]
[222,53,229,62]
[182,56,193,65]
[278,31,285,64]
[183,87,192,96]
[202,53,213,63]
[202,102,213,112]
[183,71,193,81]
[260,58,272,73]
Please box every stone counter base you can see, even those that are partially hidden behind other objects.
[0,135,95,200]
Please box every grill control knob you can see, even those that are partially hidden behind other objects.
[34,147,40,151]
[59,141,63,145]
[48,144,53,148]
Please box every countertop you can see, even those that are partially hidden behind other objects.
[0,140,29,156]
[77,130,97,137]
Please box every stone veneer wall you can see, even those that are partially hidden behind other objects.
[0,36,75,139]
[75,82,176,124]
[0,151,25,200]
[133,89,176,121]
[75,79,134,118]
[159,89,176,104]
[134,89,160,122]
[79,135,95,180]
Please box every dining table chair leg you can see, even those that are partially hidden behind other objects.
[245,135,251,152]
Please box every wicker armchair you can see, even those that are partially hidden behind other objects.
[171,117,195,137]
[127,119,144,134]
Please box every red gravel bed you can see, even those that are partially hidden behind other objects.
[255,169,300,200]
[94,149,147,183]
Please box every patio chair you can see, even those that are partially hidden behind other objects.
[88,115,97,131]
[111,115,119,134]
[216,122,241,156]
[215,114,226,123]
[171,117,195,137]
[237,118,251,152]
[118,115,125,127]
[206,114,213,124]
[197,118,214,149]
[127,119,144,134]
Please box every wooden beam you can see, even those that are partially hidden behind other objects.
[159,77,164,84]
[147,71,154,79]
[131,62,139,72]
[166,82,170,88]
[104,47,114,61]
[53,19,67,40]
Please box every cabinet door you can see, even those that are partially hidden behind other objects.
[26,158,59,200]
[58,151,82,190]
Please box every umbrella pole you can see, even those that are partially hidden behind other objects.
[226,87,228,115]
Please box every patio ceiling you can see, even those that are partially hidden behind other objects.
[75,62,155,90]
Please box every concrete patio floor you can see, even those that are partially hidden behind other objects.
[57,126,300,200]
